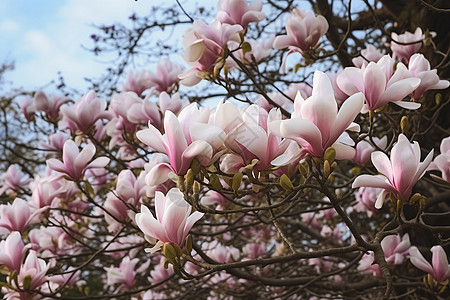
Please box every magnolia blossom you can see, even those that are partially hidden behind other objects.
[180,20,243,86]
[0,164,31,195]
[428,136,450,182]
[47,140,110,181]
[406,53,449,99]
[381,233,411,266]
[135,188,204,251]
[337,55,421,111]
[18,95,36,121]
[146,58,184,93]
[352,134,433,208]
[409,245,450,282]
[105,256,150,291]
[60,90,111,133]
[217,0,264,29]
[15,250,49,292]
[137,103,225,186]
[34,90,69,121]
[354,187,381,216]
[0,198,44,234]
[0,231,27,272]
[122,70,154,96]
[352,45,384,68]
[220,104,291,173]
[353,137,387,166]
[149,256,174,285]
[391,27,423,63]
[270,70,364,164]
[273,8,328,53]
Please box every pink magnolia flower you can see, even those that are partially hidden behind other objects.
[352,45,385,68]
[135,188,204,252]
[122,70,154,96]
[204,240,240,263]
[337,55,421,111]
[18,95,36,121]
[60,90,111,133]
[147,58,184,94]
[270,70,364,164]
[0,164,31,195]
[220,104,291,173]
[15,250,49,291]
[352,134,433,208]
[46,140,110,181]
[428,136,450,182]
[216,0,265,29]
[409,245,450,282]
[273,8,328,53]
[104,256,150,291]
[158,92,187,115]
[34,90,69,121]
[123,59,183,96]
[354,187,381,216]
[116,170,146,207]
[0,231,27,272]
[382,233,411,267]
[391,27,423,63]
[180,20,243,86]
[149,256,174,285]
[406,53,449,99]
[29,226,68,256]
[40,132,70,153]
[137,103,225,186]
[104,192,131,232]
[353,137,387,166]
[0,198,44,234]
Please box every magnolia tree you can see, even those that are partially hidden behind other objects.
[1,0,450,299]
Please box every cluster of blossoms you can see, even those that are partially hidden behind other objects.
[1,0,449,299]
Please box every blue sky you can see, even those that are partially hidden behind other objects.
[0,0,158,91]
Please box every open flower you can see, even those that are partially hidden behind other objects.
[46,140,110,181]
[0,231,27,272]
[428,136,450,182]
[391,27,423,64]
[136,103,225,186]
[60,90,111,133]
[409,245,450,283]
[337,55,421,111]
[270,70,364,164]
[406,54,449,99]
[273,8,328,53]
[217,0,264,29]
[352,134,433,208]
[180,20,243,86]
[135,188,204,252]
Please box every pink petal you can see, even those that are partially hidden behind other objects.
[378,78,421,107]
[279,118,324,156]
[329,92,363,145]
[371,151,393,182]
[431,245,450,282]
[136,124,168,155]
[409,246,434,274]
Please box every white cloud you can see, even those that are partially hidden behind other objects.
[0,19,19,32]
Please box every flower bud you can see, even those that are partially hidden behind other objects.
[323,160,331,179]
[400,116,409,134]
[163,243,177,260]
[324,147,336,163]
[232,173,243,192]
[280,174,293,192]
[298,160,309,177]
[435,93,442,105]
[209,173,223,190]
